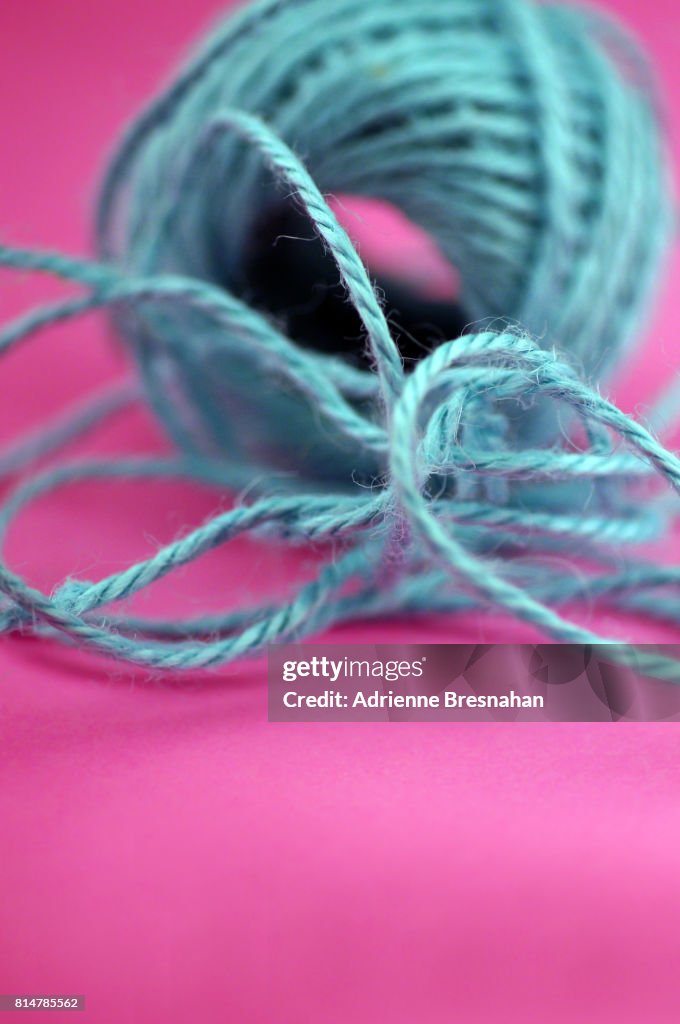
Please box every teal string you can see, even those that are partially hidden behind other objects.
[1,0,680,676]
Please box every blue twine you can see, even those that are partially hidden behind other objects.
[1,0,680,677]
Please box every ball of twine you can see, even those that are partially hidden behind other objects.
[1,0,679,678]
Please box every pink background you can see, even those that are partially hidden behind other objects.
[1,1,680,1020]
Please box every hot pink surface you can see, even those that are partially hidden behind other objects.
[1,2,680,1021]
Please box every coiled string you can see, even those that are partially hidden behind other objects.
[1,0,680,677]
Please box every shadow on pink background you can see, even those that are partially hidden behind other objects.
[1,1,680,1021]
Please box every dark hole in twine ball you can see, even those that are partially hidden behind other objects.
[243,200,471,367]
